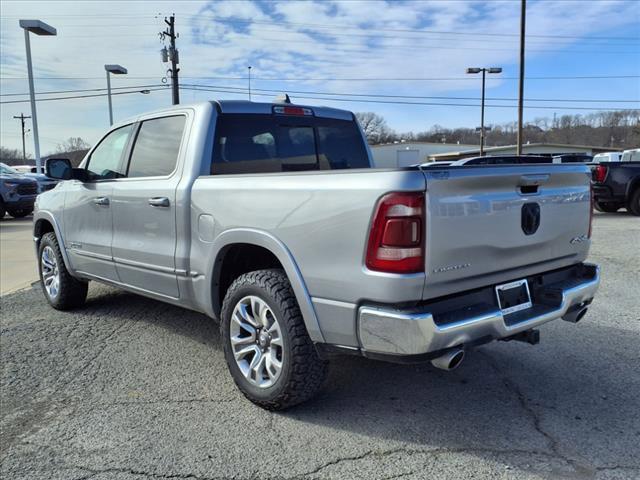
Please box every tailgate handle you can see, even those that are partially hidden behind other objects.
[518,174,549,195]
[518,174,549,186]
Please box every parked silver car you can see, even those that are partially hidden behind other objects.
[34,100,600,409]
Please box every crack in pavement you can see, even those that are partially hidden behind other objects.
[478,350,597,479]
[292,446,569,478]
[66,465,233,480]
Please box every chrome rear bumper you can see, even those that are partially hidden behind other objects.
[358,263,600,356]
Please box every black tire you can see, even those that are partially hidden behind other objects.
[0,201,5,220]
[628,189,640,216]
[221,269,328,410]
[38,232,88,310]
[594,202,621,213]
[7,208,33,218]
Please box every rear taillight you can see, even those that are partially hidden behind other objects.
[366,192,425,274]
[594,164,608,183]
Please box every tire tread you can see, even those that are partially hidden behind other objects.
[221,269,328,410]
[39,232,88,310]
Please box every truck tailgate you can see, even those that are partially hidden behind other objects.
[420,164,592,299]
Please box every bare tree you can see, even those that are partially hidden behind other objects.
[355,112,393,144]
[0,147,27,166]
[55,137,90,153]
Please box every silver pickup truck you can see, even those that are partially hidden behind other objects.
[35,100,600,409]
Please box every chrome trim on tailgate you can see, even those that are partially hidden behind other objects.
[358,263,600,356]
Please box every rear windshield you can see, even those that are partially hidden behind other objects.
[211,113,370,174]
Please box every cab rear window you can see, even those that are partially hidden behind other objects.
[211,114,369,174]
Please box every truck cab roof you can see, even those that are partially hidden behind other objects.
[117,99,354,127]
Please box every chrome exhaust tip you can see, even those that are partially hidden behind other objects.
[563,306,589,323]
[431,348,465,371]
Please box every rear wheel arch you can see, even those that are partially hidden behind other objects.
[208,231,325,343]
[213,243,283,315]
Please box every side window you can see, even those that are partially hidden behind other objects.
[127,116,186,178]
[86,124,133,180]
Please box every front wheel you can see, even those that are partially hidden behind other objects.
[221,269,328,410]
[594,202,621,213]
[628,189,640,216]
[38,232,88,310]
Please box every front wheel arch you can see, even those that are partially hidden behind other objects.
[33,214,74,273]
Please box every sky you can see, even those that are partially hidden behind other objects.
[1,0,639,156]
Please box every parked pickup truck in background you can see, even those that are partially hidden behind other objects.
[1,162,39,220]
[35,100,600,409]
[592,161,640,215]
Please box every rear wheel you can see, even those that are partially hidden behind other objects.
[628,189,640,216]
[0,201,5,220]
[38,232,88,310]
[221,269,328,410]
[594,202,621,213]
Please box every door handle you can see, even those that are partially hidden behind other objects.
[93,197,110,206]
[148,197,170,208]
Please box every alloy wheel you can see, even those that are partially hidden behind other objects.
[229,295,284,388]
[41,246,60,300]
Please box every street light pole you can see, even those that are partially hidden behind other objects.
[106,70,113,126]
[480,69,486,156]
[466,67,502,156]
[104,64,127,126]
[19,20,56,173]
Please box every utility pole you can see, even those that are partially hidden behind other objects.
[248,66,252,101]
[517,0,527,155]
[161,15,180,105]
[13,113,31,162]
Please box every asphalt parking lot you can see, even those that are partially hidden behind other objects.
[1,213,639,480]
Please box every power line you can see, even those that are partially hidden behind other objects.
[180,85,639,111]
[1,74,638,81]
[199,15,640,41]
[3,81,635,104]
[181,83,640,104]
[3,13,635,41]
[180,35,639,55]
[0,87,167,105]
[37,27,640,47]
[0,84,166,97]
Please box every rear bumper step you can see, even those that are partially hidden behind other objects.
[357,263,599,357]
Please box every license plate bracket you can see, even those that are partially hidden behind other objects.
[495,279,532,315]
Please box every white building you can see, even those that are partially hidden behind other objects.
[370,142,479,168]
[428,143,619,161]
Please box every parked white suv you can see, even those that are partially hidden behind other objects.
[621,148,640,162]
[593,152,622,162]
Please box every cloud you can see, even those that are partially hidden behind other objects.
[1,0,638,153]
